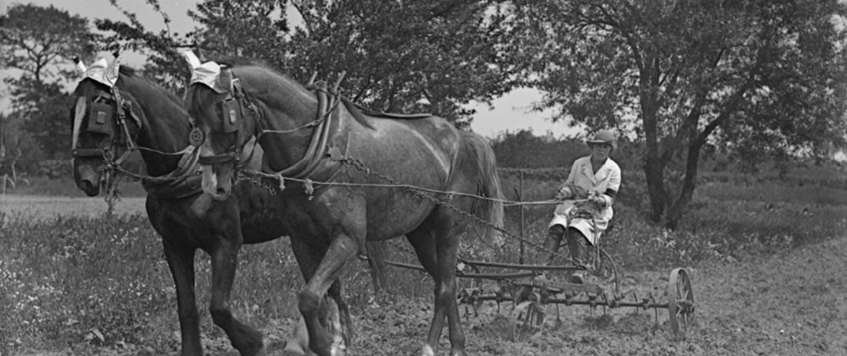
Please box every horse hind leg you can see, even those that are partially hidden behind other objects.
[406,217,465,356]
[327,281,354,347]
[208,238,265,356]
[433,218,466,356]
[280,299,341,356]
[298,286,346,354]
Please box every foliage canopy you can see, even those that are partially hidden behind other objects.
[514,0,847,228]
[0,3,99,159]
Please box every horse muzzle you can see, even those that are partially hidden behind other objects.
[74,163,102,197]
[201,164,234,201]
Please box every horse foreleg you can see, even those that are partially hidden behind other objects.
[208,238,265,356]
[284,265,352,355]
[163,241,202,356]
[298,235,358,356]
[327,281,354,346]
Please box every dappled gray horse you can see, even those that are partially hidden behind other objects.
[185,55,504,356]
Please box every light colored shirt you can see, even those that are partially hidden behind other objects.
[563,155,621,222]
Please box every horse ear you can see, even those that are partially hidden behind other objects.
[73,57,87,74]
[219,65,233,92]
[181,51,201,74]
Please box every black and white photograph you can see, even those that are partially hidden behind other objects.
[2,1,846,355]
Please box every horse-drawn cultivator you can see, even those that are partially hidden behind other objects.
[382,240,696,341]
[453,261,694,341]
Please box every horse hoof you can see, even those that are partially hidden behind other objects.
[253,346,268,356]
[330,339,346,356]
[282,341,308,356]
[421,345,435,356]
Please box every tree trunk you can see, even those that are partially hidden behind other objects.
[665,138,703,230]
[641,61,669,223]
[644,146,668,223]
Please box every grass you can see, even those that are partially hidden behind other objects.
[2,171,846,354]
[4,175,147,197]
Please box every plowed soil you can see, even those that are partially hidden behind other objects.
[5,195,845,356]
[263,235,847,356]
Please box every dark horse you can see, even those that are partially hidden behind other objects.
[70,62,380,356]
[186,58,504,356]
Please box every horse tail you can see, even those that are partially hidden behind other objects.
[459,131,505,249]
[364,241,388,293]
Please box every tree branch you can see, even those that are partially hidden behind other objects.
[290,1,315,36]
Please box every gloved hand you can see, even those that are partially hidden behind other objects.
[555,185,574,201]
[588,192,606,208]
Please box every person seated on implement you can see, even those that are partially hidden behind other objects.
[543,129,621,284]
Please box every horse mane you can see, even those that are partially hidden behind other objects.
[210,56,374,129]
[209,55,270,69]
[117,65,184,108]
[211,55,310,95]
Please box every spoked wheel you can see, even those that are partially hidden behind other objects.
[667,268,695,337]
[509,301,545,342]
[586,247,620,295]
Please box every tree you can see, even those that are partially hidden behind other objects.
[516,0,847,229]
[286,0,524,126]
[491,129,587,169]
[0,3,99,158]
[0,4,98,84]
[95,0,194,94]
[20,84,74,159]
[188,0,290,63]
[96,0,526,126]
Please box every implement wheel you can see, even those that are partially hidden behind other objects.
[667,268,694,337]
[509,301,544,342]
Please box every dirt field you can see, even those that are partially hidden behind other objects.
[337,236,847,356]
[0,194,147,220]
[4,195,846,355]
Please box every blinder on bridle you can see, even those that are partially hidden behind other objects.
[72,87,139,166]
[197,66,255,167]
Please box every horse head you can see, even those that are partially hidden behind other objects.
[185,56,281,201]
[70,58,145,196]
[70,57,191,196]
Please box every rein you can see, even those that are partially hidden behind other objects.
[198,71,577,262]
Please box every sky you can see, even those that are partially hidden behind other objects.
[0,0,579,139]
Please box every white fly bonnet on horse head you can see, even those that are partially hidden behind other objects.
[181,50,229,94]
[75,55,121,88]
[72,54,143,149]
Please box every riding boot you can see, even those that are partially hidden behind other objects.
[567,228,587,284]
[542,225,566,265]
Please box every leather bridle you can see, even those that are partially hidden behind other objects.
[72,85,200,185]
[72,86,141,167]
[195,69,345,182]
[196,76,258,168]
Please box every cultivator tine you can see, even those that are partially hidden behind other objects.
[601,293,608,314]
[631,291,640,314]
[449,259,695,340]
